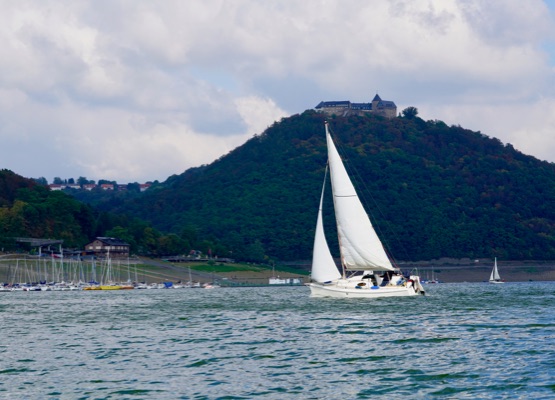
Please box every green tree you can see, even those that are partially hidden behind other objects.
[402,106,419,119]
[140,227,161,255]
[105,226,135,245]
[33,177,48,186]
[77,176,91,186]
[157,233,186,255]
[244,240,266,263]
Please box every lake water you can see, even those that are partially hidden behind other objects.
[1,282,554,399]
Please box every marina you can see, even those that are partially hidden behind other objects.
[0,255,209,291]
[0,254,309,291]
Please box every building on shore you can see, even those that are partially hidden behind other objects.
[85,237,130,259]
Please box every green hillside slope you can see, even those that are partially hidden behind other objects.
[109,111,555,262]
[0,169,96,248]
[0,170,189,256]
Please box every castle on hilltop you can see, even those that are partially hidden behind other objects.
[315,94,397,118]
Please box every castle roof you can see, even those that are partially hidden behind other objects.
[315,101,350,109]
[372,93,396,107]
[376,100,397,108]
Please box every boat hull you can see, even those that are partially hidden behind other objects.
[98,285,123,290]
[308,282,423,298]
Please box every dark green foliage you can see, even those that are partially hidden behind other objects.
[401,106,419,119]
[33,177,48,186]
[0,170,178,256]
[0,170,95,248]
[7,110,555,262]
[100,111,555,261]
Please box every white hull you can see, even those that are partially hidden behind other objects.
[489,280,505,284]
[308,277,424,298]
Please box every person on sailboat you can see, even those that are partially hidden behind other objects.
[362,273,378,286]
[380,271,393,286]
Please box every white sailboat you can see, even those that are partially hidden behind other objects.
[307,122,425,298]
[489,257,504,283]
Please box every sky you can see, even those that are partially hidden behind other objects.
[1,0,555,184]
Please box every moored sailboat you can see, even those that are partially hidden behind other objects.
[307,122,425,298]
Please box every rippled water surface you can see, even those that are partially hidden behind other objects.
[1,282,554,399]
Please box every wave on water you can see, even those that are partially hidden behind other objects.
[0,282,554,398]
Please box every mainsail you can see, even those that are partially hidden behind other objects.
[325,123,394,272]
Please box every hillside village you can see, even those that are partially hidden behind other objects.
[49,182,151,192]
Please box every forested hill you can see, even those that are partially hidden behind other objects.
[0,169,187,255]
[0,169,96,248]
[109,110,555,262]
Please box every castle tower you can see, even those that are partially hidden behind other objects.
[371,93,397,118]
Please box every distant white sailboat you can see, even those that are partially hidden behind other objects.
[307,122,425,298]
[489,257,504,284]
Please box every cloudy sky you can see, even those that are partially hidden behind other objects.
[1,0,555,184]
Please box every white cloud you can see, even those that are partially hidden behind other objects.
[234,96,288,137]
[0,0,555,183]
